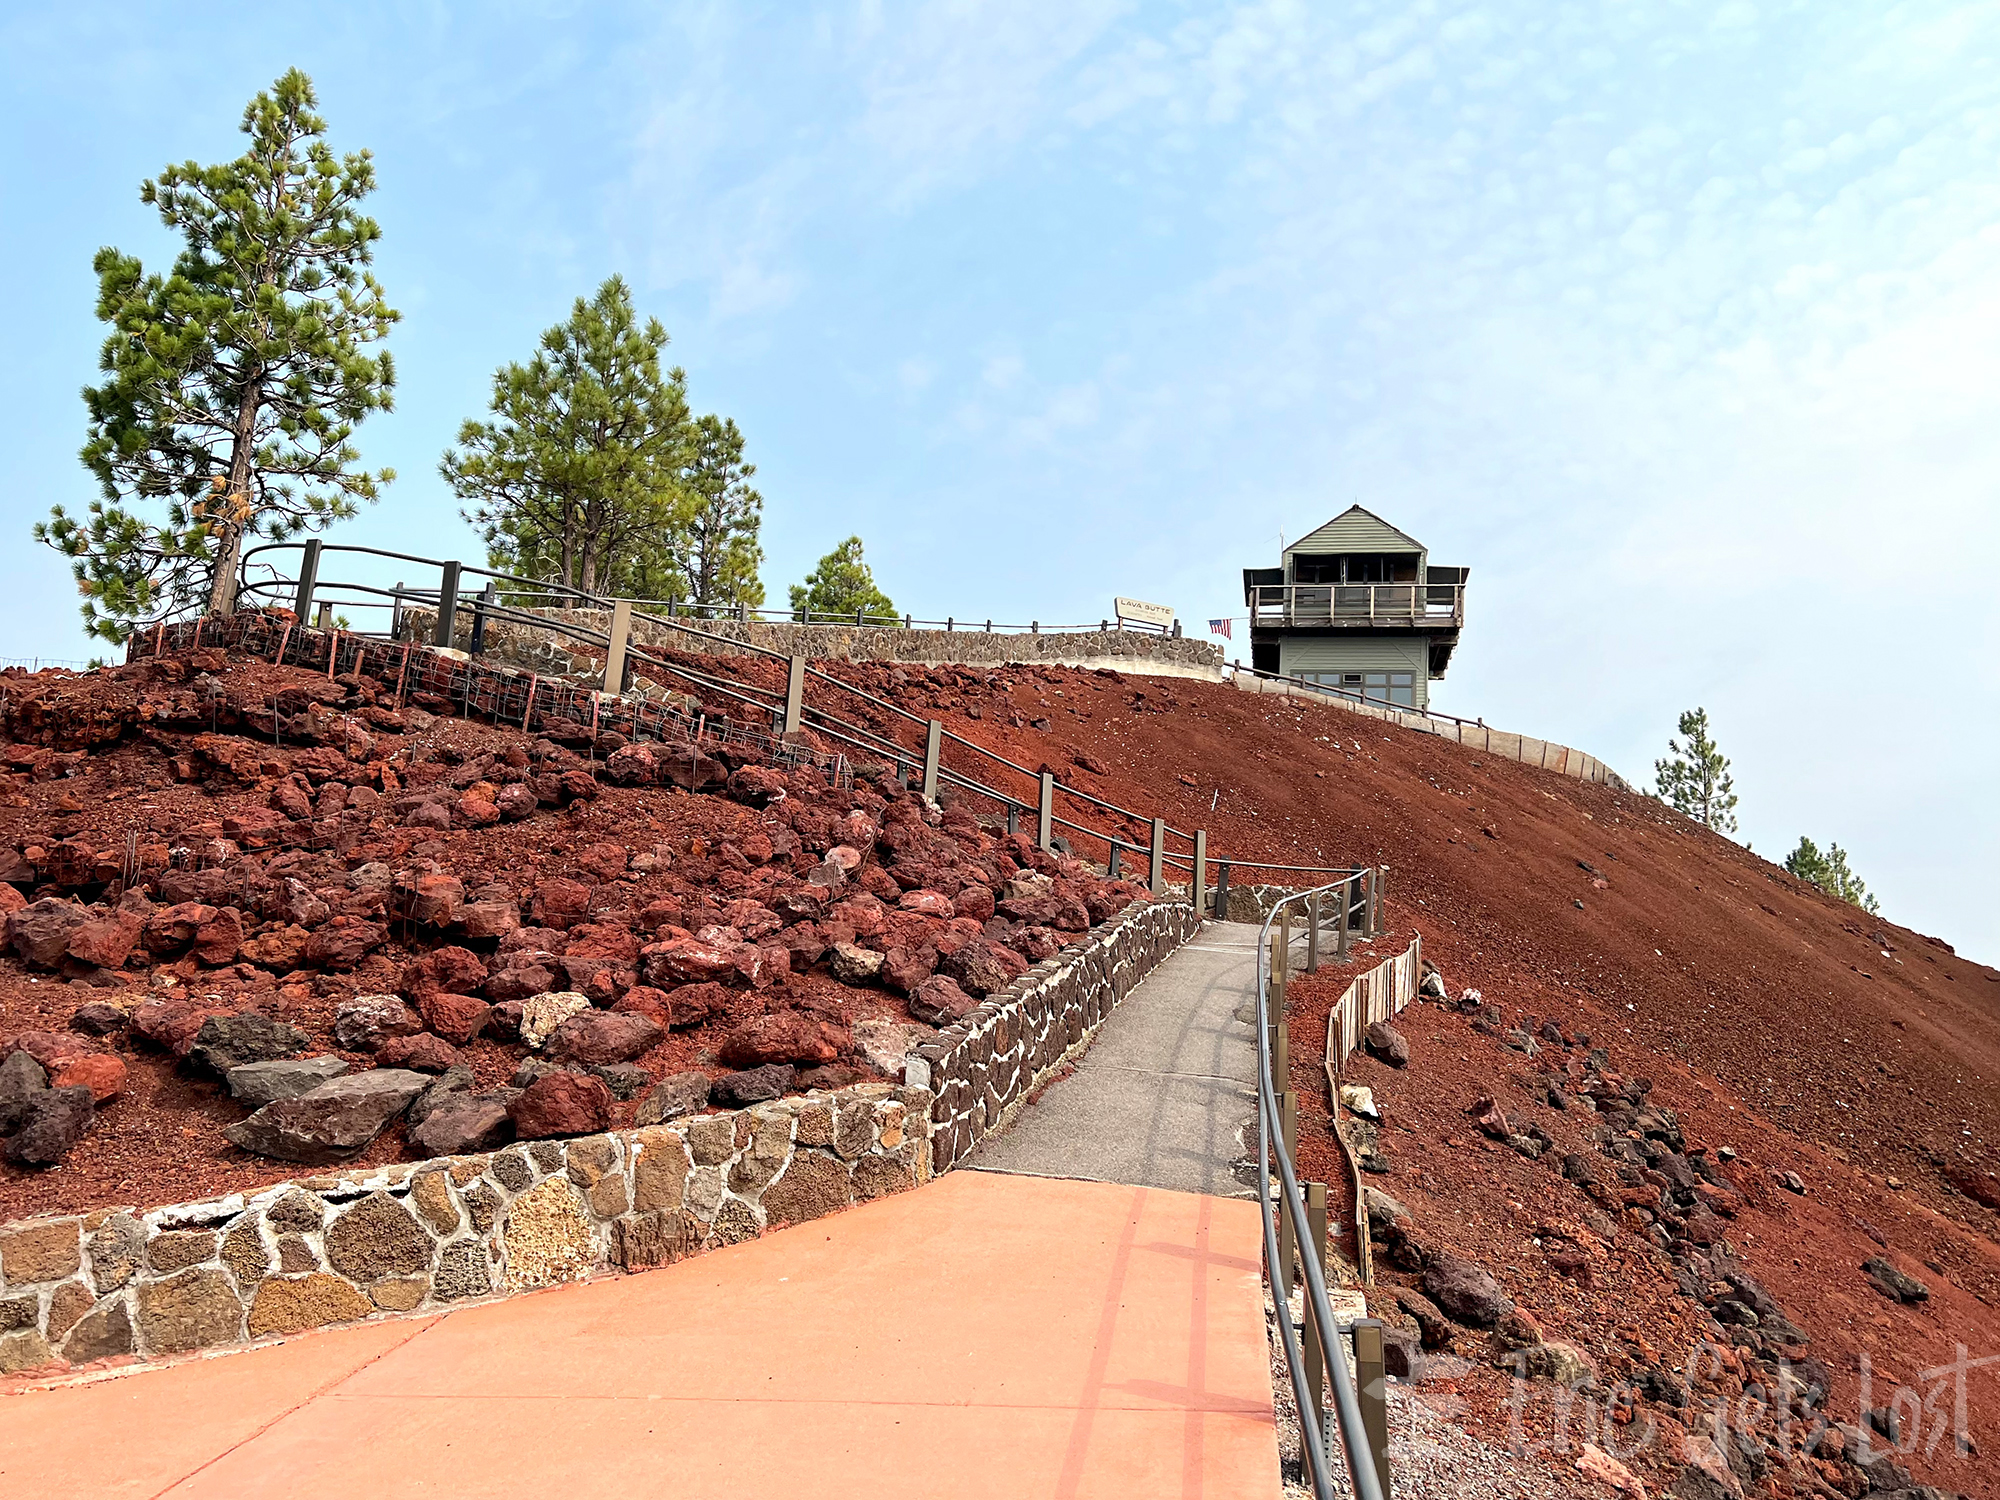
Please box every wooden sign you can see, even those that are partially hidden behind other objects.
[1114,596,1175,629]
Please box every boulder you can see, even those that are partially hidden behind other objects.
[543,1011,665,1067]
[0,1049,49,1135]
[4,1086,95,1165]
[494,783,538,821]
[227,1055,350,1107]
[635,1071,711,1125]
[529,878,594,930]
[851,1018,932,1077]
[68,1001,129,1036]
[663,982,731,1030]
[881,944,938,995]
[507,1071,613,1139]
[939,938,1027,998]
[416,989,493,1046]
[189,1013,310,1075]
[376,1033,463,1073]
[67,909,143,970]
[1422,1253,1513,1327]
[222,1069,429,1164]
[141,902,214,955]
[1363,1021,1410,1068]
[1466,1095,1512,1141]
[1861,1256,1929,1304]
[907,974,978,1026]
[609,985,673,1028]
[519,991,592,1049]
[827,942,885,985]
[717,1011,841,1069]
[47,1052,126,1103]
[640,931,740,987]
[590,1063,653,1100]
[301,919,387,970]
[333,995,424,1050]
[408,1096,515,1157]
[404,872,465,927]
[712,1063,793,1106]
[8,899,84,969]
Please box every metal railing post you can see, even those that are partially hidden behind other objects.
[1336,875,1353,959]
[314,602,333,631]
[922,720,942,801]
[1303,1181,1329,1429]
[1037,771,1055,852]
[603,599,633,696]
[1214,860,1231,921]
[1106,842,1121,879]
[1374,865,1389,932]
[783,654,806,737]
[1148,816,1166,895]
[1365,866,1381,937]
[291,538,321,623]
[468,580,495,655]
[1353,1318,1391,1498]
[1191,830,1207,914]
[1305,890,1321,972]
[434,561,461,648]
[1006,804,1019,836]
[1279,1089,1299,1291]
[391,580,405,638]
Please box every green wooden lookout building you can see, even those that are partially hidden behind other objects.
[1240,505,1468,710]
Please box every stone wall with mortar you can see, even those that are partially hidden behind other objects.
[404,607,1226,683]
[0,1081,926,1378]
[1227,673,1629,789]
[912,899,1205,1170]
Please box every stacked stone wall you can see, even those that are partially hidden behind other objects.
[914,900,1204,1169]
[404,607,1225,682]
[0,1081,926,1376]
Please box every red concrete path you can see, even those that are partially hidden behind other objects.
[0,1172,1280,1499]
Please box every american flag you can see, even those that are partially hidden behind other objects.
[1208,618,1232,639]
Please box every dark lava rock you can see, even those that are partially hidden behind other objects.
[634,1071,711,1125]
[1860,1256,1929,1304]
[189,1013,309,1075]
[711,1063,793,1106]
[1363,1020,1409,1068]
[408,1096,515,1157]
[0,1049,50,1135]
[68,1002,130,1037]
[3,1085,94,1165]
[543,1011,665,1068]
[1421,1252,1513,1327]
[223,1069,428,1164]
[225,1055,349,1107]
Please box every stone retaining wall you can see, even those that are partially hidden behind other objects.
[0,1081,926,1377]
[1228,675,1629,789]
[912,899,1205,1170]
[406,607,1226,682]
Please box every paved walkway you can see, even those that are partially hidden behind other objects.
[969,920,1264,1196]
[0,1171,1278,1500]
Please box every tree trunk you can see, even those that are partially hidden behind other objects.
[206,384,261,617]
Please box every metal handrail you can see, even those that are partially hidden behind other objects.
[1255,878,1387,1500]
[1222,657,1487,732]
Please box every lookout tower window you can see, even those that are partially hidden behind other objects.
[1291,553,1417,584]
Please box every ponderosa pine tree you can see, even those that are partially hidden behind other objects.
[1784,836,1880,914]
[789,536,896,622]
[674,414,766,612]
[40,69,398,641]
[444,276,693,603]
[1654,707,1739,834]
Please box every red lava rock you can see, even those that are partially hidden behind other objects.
[530,877,593,930]
[1466,1095,1512,1141]
[191,906,245,966]
[640,930,739,987]
[455,793,500,827]
[7,898,86,969]
[575,841,630,881]
[141,902,212,955]
[881,944,938,995]
[507,1070,612,1138]
[952,885,996,922]
[485,957,560,1005]
[302,918,387,971]
[333,995,424,1050]
[494,782,538,821]
[66,908,143,970]
[375,1032,463,1073]
[50,1051,126,1102]
[405,944,489,997]
[659,981,730,1030]
[717,1011,843,1069]
[938,938,1028,998]
[131,998,222,1058]
[543,1010,664,1067]
[907,974,977,1026]
[898,889,954,918]
[610,985,673,1028]
[416,989,493,1046]
[402,801,451,830]
[404,872,465,927]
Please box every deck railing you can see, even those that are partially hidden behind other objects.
[1248,582,1464,628]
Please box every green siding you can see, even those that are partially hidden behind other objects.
[1285,505,1424,561]
[1278,635,1431,709]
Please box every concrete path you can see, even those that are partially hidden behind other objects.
[968,920,1264,1197]
[0,1171,1279,1500]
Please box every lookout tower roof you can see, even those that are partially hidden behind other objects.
[1286,504,1423,559]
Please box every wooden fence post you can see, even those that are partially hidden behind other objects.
[1278,1090,1299,1293]
[922,720,942,801]
[601,599,632,695]
[783,654,806,736]
[1353,1318,1392,1497]
[1303,1181,1329,1429]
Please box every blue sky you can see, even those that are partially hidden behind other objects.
[2,2,1996,960]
